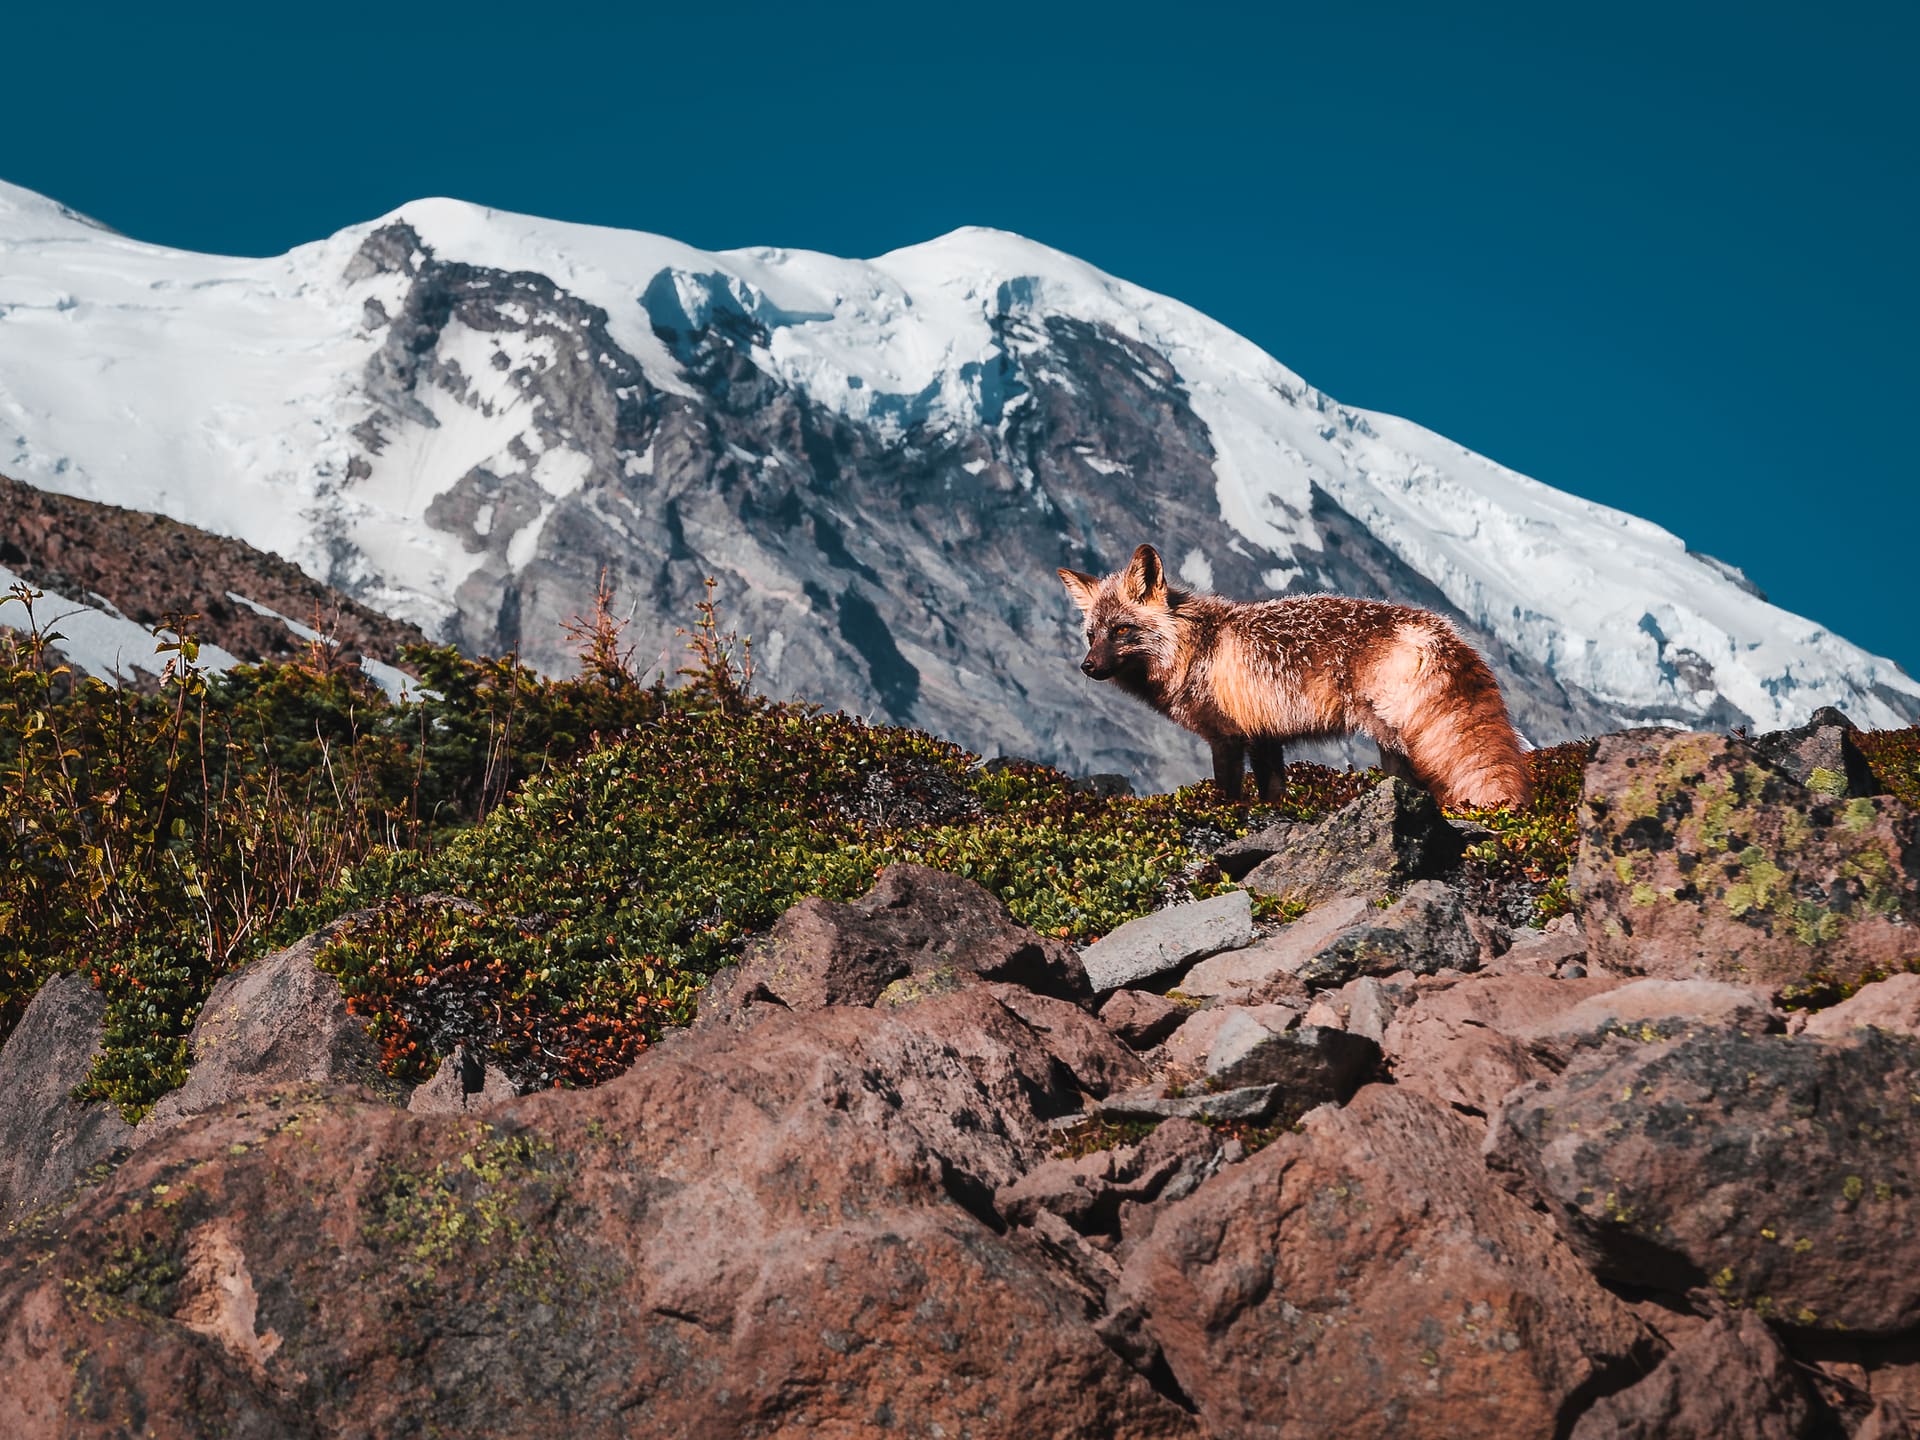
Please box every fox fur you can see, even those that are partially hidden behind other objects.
[1057,544,1532,810]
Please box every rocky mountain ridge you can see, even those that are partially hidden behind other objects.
[0,475,427,688]
[4,178,1916,787]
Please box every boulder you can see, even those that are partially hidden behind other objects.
[1243,777,1464,903]
[1120,1085,1651,1439]
[1490,1028,1920,1334]
[698,863,1089,1026]
[0,975,134,1224]
[0,987,1198,1440]
[1100,1024,1378,1128]
[984,985,1146,1100]
[1749,705,1879,799]
[1572,730,1920,986]
[1381,974,1779,1118]
[1802,971,1920,1039]
[137,926,401,1144]
[1177,895,1372,1002]
[1078,890,1254,993]
[1097,989,1190,1050]
[1291,880,1487,990]
[1568,1311,1821,1440]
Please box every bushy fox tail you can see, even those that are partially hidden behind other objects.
[1372,624,1532,810]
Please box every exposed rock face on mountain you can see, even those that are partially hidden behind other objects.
[4,179,1916,786]
[0,475,427,686]
[7,723,1920,1437]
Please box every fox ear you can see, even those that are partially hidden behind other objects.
[1057,567,1099,613]
[1123,544,1166,603]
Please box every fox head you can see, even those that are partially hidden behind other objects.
[1057,544,1181,682]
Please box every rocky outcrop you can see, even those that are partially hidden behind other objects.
[1243,777,1465,902]
[0,990,1196,1440]
[1120,1086,1653,1439]
[1572,729,1920,985]
[0,474,426,681]
[11,744,1920,1436]
[0,975,132,1225]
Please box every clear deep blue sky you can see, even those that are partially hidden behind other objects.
[9,1,1916,674]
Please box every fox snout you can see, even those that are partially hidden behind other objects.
[1080,653,1116,680]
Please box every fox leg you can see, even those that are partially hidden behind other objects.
[1249,738,1287,802]
[1210,737,1248,801]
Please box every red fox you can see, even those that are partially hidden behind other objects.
[1057,544,1532,810]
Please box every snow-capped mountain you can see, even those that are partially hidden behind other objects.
[2,178,1914,786]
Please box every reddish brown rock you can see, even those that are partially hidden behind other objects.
[1490,1027,1920,1334]
[1803,972,1920,1039]
[698,863,1089,1026]
[985,985,1146,1099]
[1568,1310,1821,1440]
[1119,1085,1651,1439]
[0,988,1195,1440]
[1098,989,1189,1049]
[136,920,403,1143]
[1382,972,1781,1117]
[1572,730,1920,986]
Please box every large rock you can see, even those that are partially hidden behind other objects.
[0,987,1196,1439]
[1378,972,1781,1121]
[1749,705,1880,799]
[1243,777,1465,903]
[1097,989,1190,1049]
[1568,1310,1821,1440]
[1120,1085,1651,1439]
[1490,1027,1920,1334]
[1802,971,1920,1039]
[698,863,1089,1024]
[1078,890,1254,993]
[1572,730,1920,986]
[0,975,134,1225]
[1291,880,1488,990]
[1177,895,1372,1002]
[136,925,402,1143]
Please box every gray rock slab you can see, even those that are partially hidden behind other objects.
[1242,778,1463,903]
[1079,890,1254,993]
[1178,896,1373,1002]
[1098,1080,1288,1125]
[0,974,134,1224]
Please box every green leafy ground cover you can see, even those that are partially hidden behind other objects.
[7,577,1917,1117]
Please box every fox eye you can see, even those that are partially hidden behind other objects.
[1111,623,1134,639]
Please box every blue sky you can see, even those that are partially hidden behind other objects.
[8,0,1916,676]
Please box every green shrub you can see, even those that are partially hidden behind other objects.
[1854,725,1920,811]
[1454,741,1592,923]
